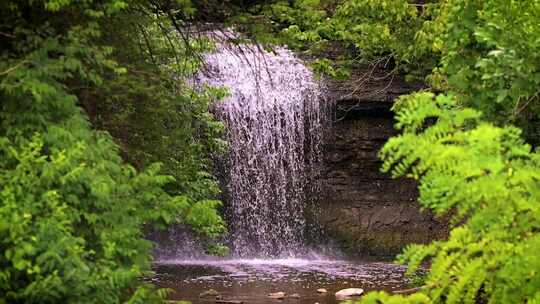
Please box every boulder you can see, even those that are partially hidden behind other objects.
[267,292,286,299]
[317,288,328,293]
[199,289,219,298]
[335,288,364,300]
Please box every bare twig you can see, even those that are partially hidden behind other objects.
[513,91,539,118]
[335,73,396,122]
[136,24,158,67]
[0,31,15,38]
[392,283,436,295]
[0,60,29,76]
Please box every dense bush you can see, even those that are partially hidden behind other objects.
[372,93,540,303]
[367,2,540,302]
[0,0,225,302]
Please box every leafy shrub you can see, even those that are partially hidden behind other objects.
[0,0,225,302]
[372,93,540,303]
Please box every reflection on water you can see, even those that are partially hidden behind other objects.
[152,258,412,304]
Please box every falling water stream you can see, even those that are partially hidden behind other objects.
[152,33,412,303]
[198,36,329,258]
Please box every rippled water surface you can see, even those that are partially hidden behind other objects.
[152,258,411,304]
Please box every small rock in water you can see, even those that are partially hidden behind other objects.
[317,288,328,293]
[289,293,301,299]
[268,292,286,299]
[335,288,364,300]
[199,289,219,298]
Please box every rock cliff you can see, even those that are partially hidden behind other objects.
[315,68,447,256]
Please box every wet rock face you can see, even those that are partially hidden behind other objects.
[317,99,447,257]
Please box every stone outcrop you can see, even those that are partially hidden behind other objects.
[316,68,447,256]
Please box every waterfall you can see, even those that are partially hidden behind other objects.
[195,33,331,258]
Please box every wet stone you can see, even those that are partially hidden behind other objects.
[335,288,364,300]
[268,292,286,299]
[199,289,219,298]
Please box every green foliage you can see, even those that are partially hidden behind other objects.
[3,0,539,303]
[237,0,539,131]
[349,1,540,302]
[371,93,540,303]
[230,0,440,77]
[236,0,540,303]
[89,5,227,203]
[1,0,226,302]
[360,291,432,304]
[256,0,540,138]
[430,0,540,143]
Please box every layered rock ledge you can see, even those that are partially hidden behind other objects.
[316,67,447,256]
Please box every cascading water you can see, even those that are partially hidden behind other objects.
[152,33,415,304]
[195,34,331,258]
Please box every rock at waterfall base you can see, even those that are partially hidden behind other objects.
[199,289,219,298]
[335,288,364,300]
[268,292,286,299]
[317,288,328,293]
[289,293,301,298]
